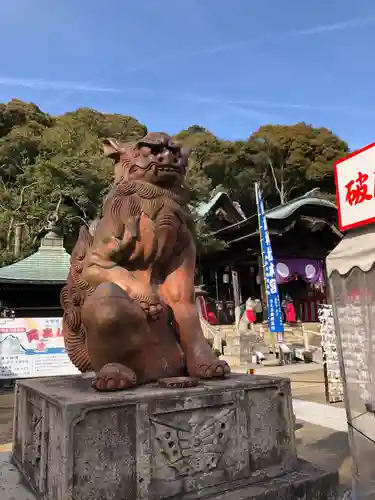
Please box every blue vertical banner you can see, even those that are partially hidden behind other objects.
[255,183,284,343]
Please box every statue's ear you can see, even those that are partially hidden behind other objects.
[181,147,192,162]
[103,138,123,160]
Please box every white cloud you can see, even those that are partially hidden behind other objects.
[185,96,374,119]
[294,18,375,36]
[0,77,120,93]
[125,16,375,72]
[1,75,371,120]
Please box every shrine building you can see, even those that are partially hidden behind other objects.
[0,221,70,318]
[197,190,342,323]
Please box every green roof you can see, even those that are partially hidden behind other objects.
[0,230,71,284]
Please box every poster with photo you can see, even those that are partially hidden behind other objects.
[0,317,79,379]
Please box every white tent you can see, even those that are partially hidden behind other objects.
[326,225,375,277]
[326,224,375,500]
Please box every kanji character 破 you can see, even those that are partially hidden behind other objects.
[345,172,372,206]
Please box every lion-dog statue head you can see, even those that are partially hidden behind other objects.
[103,132,192,189]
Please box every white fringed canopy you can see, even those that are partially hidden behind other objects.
[326,225,375,277]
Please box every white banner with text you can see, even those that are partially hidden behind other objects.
[0,317,79,379]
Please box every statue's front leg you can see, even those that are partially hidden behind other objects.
[81,281,149,391]
[170,301,230,378]
[161,241,230,380]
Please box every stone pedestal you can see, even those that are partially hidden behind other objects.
[12,374,338,500]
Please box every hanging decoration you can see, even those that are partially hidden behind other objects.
[275,259,325,285]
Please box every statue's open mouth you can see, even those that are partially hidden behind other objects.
[158,166,180,174]
[153,166,182,185]
[154,164,182,178]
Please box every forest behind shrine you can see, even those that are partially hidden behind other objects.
[0,98,349,266]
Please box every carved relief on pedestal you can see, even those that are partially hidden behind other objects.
[151,406,236,477]
[148,401,249,500]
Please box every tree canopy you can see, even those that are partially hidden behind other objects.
[0,99,349,266]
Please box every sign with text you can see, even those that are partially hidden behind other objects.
[319,304,344,404]
[255,183,284,342]
[0,317,79,379]
[334,142,375,231]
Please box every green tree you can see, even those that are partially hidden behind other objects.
[0,100,350,266]
[0,102,147,265]
[249,123,349,205]
[174,126,216,205]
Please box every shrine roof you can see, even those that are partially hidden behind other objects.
[196,192,224,217]
[0,230,70,284]
[265,196,337,221]
[211,192,338,240]
[196,191,245,221]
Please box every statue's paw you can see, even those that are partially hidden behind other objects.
[188,359,231,379]
[92,363,137,391]
[139,301,163,321]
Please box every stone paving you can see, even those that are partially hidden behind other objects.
[295,421,351,496]
[0,391,13,446]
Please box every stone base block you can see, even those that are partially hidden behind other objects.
[212,461,338,499]
[12,374,337,500]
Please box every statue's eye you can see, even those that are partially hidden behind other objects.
[139,146,152,156]
[150,144,163,155]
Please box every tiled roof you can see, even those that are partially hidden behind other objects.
[196,192,225,217]
[266,197,337,220]
[196,191,246,220]
[0,231,70,284]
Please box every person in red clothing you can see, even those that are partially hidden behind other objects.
[285,301,297,323]
[245,297,256,324]
[282,295,297,324]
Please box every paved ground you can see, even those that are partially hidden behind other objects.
[0,390,13,446]
[295,420,351,496]
[0,367,352,497]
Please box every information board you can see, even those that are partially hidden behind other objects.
[319,304,344,403]
[0,317,79,379]
[337,304,373,403]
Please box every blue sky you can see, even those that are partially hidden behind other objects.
[1,0,374,149]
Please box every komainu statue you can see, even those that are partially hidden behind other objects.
[61,132,230,391]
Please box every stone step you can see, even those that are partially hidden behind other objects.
[225,335,255,348]
[224,345,242,357]
[210,460,338,500]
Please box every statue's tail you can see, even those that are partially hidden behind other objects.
[60,225,94,372]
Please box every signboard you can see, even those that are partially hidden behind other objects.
[231,270,242,330]
[319,304,344,403]
[0,317,79,379]
[255,183,284,343]
[334,142,375,231]
[338,303,373,403]
[231,270,241,307]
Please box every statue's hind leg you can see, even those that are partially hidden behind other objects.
[81,282,147,391]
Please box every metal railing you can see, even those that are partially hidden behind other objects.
[200,317,222,351]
